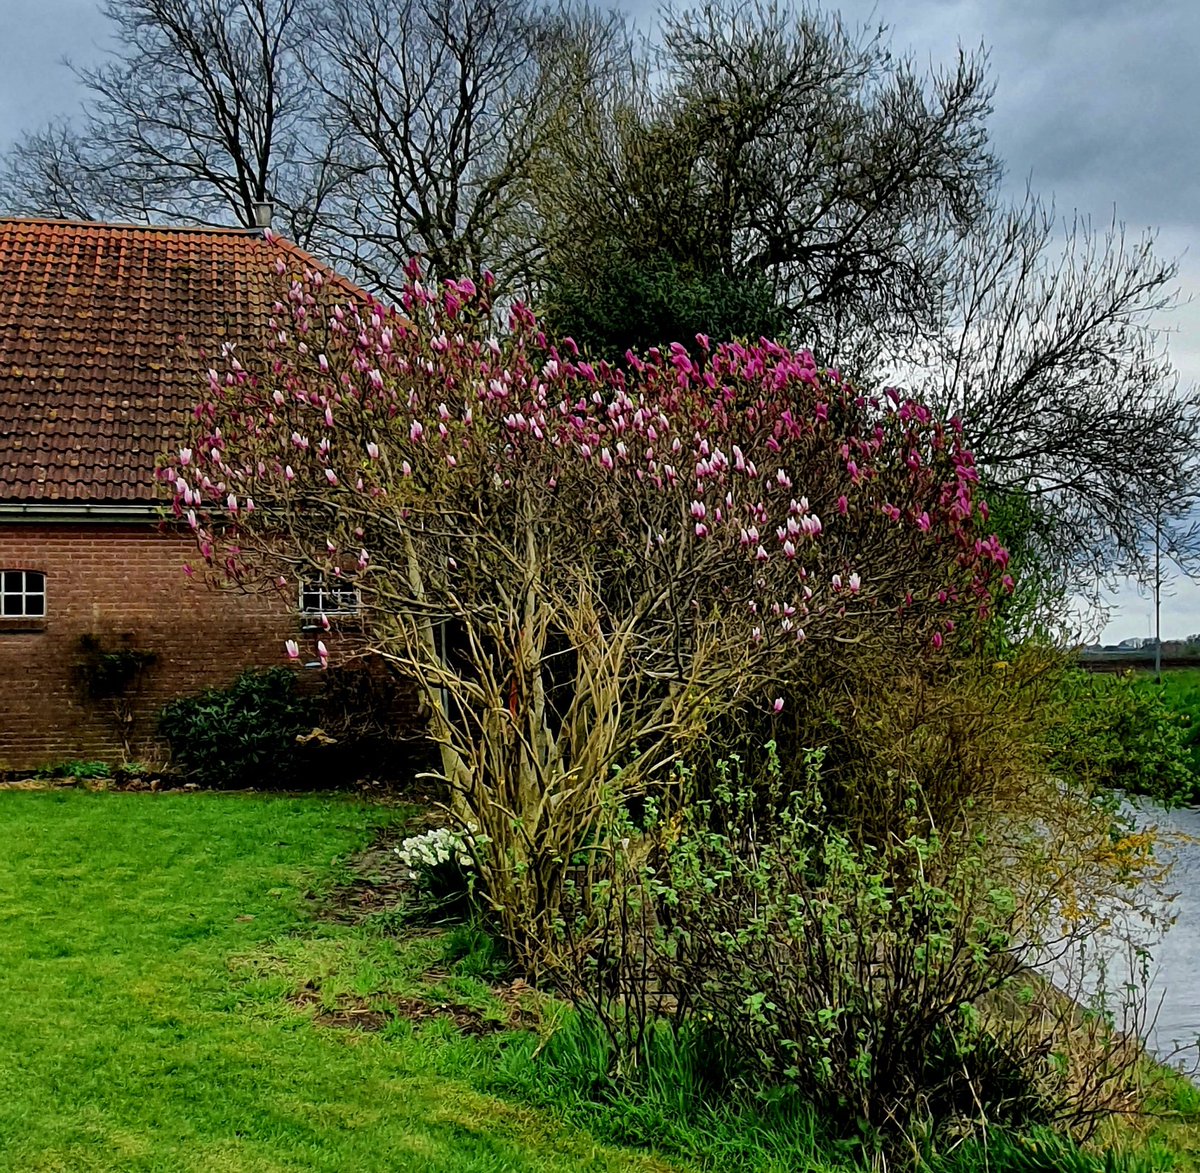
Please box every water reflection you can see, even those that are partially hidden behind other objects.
[1142,800,1200,1065]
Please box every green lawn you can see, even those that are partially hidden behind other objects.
[0,790,678,1173]
[3,789,1195,1173]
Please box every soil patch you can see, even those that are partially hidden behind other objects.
[319,819,430,922]
[291,978,538,1035]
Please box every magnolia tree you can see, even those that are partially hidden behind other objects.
[162,254,1010,962]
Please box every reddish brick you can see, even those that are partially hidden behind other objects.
[0,522,298,768]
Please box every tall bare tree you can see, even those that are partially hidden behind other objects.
[0,0,329,242]
[915,194,1200,587]
[299,0,619,295]
[532,2,999,362]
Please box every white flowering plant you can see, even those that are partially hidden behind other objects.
[395,825,482,905]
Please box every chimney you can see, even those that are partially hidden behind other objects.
[252,199,273,230]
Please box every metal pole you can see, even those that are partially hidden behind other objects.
[1154,508,1162,684]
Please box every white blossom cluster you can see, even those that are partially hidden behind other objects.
[395,826,475,882]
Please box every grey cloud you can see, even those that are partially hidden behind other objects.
[0,1,109,144]
[830,1,1200,226]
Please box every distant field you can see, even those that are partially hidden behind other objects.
[1133,668,1200,777]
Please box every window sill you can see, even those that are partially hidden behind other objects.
[299,615,364,634]
[0,616,46,634]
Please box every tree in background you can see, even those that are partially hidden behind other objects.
[532,3,997,365]
[924,196,1198,596]
[0,0,336,243]
[296,0,620,296]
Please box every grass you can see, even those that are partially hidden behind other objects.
[0,788,1196,1173]
[0,790,679,1173]
[1131,667,1200,785]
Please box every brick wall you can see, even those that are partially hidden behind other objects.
[0,520,419,771]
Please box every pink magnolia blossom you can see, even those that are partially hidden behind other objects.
[168,256,1011,717]
[285,639,300,660]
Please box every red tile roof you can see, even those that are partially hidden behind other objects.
[0,218,362,504]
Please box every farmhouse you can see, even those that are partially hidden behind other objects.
[0,217,380,770]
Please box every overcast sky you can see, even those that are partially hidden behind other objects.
[2,0,1197,640]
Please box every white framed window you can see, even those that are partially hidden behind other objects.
[300,579,361,617]
[1,570,46,617]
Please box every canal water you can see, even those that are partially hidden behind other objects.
[1134,800,1200,1065]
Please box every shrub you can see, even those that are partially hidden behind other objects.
[1046,669,1198,806]
[158,668,315,788]
[165,264,1010,969]
[1131,669,1200,790]
[552,662,1167,1155]
[542,250,786,362]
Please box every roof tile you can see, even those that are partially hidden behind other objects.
[0,218,361,504]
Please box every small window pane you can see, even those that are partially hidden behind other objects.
[0,570,46,618]
[300,579,360,616]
